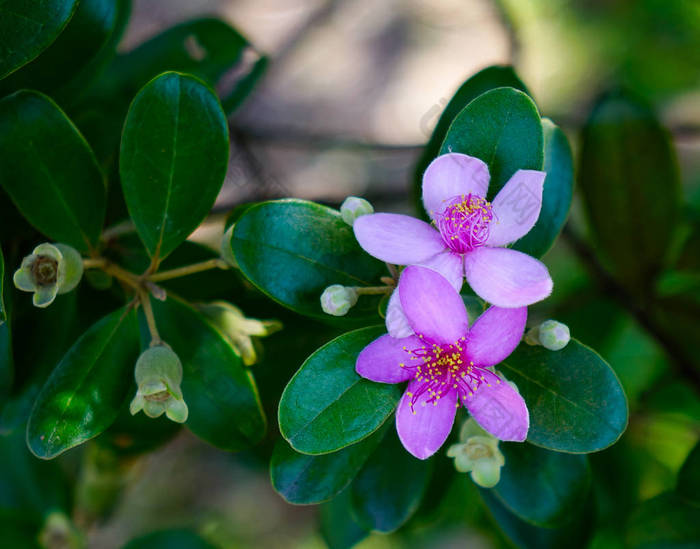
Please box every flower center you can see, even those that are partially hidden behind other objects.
[435,194,494,253]
[32,256,58,286]
[400,336,500,413]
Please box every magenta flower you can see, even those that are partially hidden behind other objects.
[354,152,552,307]
[357,266,529,459]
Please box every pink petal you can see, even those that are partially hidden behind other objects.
[417,250,464,291]
[354,213,445,265]
[396,380,458,459]
[462,379,529,441]
[467,306,527,367]
[385,289,413,338]
[356,334,421,383]
[487,170,546,247]
[422,153,490,220]
[464,247,552,307]
[399,266,469,343]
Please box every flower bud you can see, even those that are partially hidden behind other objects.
[197,301,282,366]
[447,419,505,488]
[220,225,238,268]
[320,284,358,316]
[38,511,82,549]
[340,196,374,226]
[129,345,188,423]
[13,243,84,308]
[538,320,570,350]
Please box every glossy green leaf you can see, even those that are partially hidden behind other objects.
[677,440,700,505]
[351,429,433,532]
[320,488,369,549]
[626,492,700,548]
[0,91,105,252]
[499,339,628,453]
[0,0,78,80]
[491,443,591,527]
[232,200,387,325]
[439,87,544,200]
[123,529,216,549]
[26,307,139,459]
[579,90,680,294]
[270,425,387,505]
[279,326,400,454]
[414,65,529,213]
[119,71,229,261]
[512,118,574,258]
[149,297,266,451]
[0,0,129,103]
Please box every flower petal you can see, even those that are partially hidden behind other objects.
[354,213,445,264]
[464,247,552,307]
[417,250,464,291]
[356,333,421,384]
[32,242,62,261]
[396,381,458,459]
[398,265,469,343]
[32,285,58,308]
[422,153,490,219]
[462,379,529,441]
[467,306,527,367]
[487,170,546,247]
[386,289,413,338]
[13,268,35,291]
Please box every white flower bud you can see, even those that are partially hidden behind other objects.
[538,320,570,351]
[320,284,358,316]
[447,418,505,488]
[340,196,374,226]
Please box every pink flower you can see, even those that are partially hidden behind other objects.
[354,153,552,308]
[356,266,529,459]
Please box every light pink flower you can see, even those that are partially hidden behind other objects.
[356,266,529,459]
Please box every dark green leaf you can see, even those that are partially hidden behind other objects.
[279,326,400,454]
[119,71,229,260]
[351,429,433,532]
[512,118,574,257]
[491,443,591,527]
[232,200,387,325]
[149,297,266,451]
[439,87,544,200]
[0,91,106,252]
[579,90,680,294]
[123,529,216,549]
[626,492,700,548]
[0,0,78,80]
[320,488,369,549]
[270,425,387,505]
[499,340,628,453]
[27,307,139,459]
[414,65,529,214]
[677,441,700,506]
[0,244,4,323]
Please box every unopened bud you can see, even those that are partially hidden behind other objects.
[38,511,82,549]
[13,242,84,308]
[340,196,374,226]
[320,284,358,316]
[129,345,188,423]
[526,320,570,351]
[447,419,505,488]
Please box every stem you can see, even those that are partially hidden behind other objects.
[354,285,393,295]
[82,258,107,269]
[101,220,136,242]
[101,262,141,290]
[139,290,161,346]
[386,263,399,280]
[148,258,228,282]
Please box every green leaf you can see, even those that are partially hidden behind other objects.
[512,118,574,258]
[279,326,400,455]
[320,488,369,549]
[119,71,229,261]
[579,90,680,294]
[232,200,387,325]
[439,87,544,201]
[26,307,139,459]
[270,425,388,505]
[413,66,529,213]
[0,91,106,252]
[677,440,700,505]
[0,245,5,324]
[490,443,591,527]
[626,492,700,548]
[350,429,433,532]
[0,0,78,80]
[499,339,628,453]
[149,297,266,451]
[123,529,216,549]
[0,0,130,104]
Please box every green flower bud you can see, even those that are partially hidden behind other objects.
[13,243,84,308]
[320,284,358,316]
[538,319,570,351]
[220,225,238,268]
[447,419,505,488]
[197,301,282,366]
[129,345,188,423]
[340,196,374,226]
[38,511,83,549]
